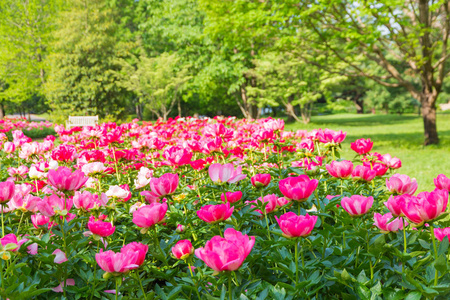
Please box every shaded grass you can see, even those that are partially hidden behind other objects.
[285,113,450,192]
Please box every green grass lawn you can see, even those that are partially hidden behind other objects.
[285,113,450,192]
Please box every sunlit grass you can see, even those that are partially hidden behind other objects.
[285,113,450,192]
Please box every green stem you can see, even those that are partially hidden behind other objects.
[402,220,407,275]
[228,272,233,300]
[135,271,147,300]
[16,212,24,236]
[295,239,299,283]
[115,278,120,300]
[0,260,4,296]
[366,227,373,281]
[301,238,305,270]
[61,216,68,298]
[112,147,121,183]
[430,225,439,286]
[153,227,168,266]
[264,213,272,241]
[1,205,4,237]
[332,147,336,161]
[90,240,100,300]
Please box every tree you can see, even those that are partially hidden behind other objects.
[44,0,132,122]
[0,0,59,118]
[287,0,450,145]
[116,53,191,120]
[248,51,335,123]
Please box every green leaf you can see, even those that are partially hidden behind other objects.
[434,254,447,273]
[405,291,422,300]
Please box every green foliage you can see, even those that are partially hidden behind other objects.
[43,0,133,123]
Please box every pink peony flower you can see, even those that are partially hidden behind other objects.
[0,181,15,204]
[195,228,255,274]
[381,154,402,169]
[163,146,193,166]
[121,242,148,267]
[3,142,16,153]
[341,195,374,216]
[36,194,73,217]
[386,174,418,195]
[149,173,179,197]
[434,174,450,192]
[326,160,354,179]
[384,194,413,217]
[401,189,448,225]
[197,202,234,223]
[172,240,194,260]
[95,250,139,275]
[87,216,115,237]
[51,144,77,162]
[278,175,318,202]
[132,202,168,229]
[373,213,405,233]
[221,191,243,204]
[251,173,271,188]
[47,167,88,191]
[275,212,317,238]
[434,227,450,242]
[208,163,247,184]
[351,165,376,182]
[350,138,373,155]
[0,233,27,252]
[52,279,75,293]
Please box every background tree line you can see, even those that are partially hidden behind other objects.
[1,0,449,144]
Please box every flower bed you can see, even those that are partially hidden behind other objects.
[0,118,55,140]
[0,116,449,299]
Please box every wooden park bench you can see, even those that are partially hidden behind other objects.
[66,116,99,128]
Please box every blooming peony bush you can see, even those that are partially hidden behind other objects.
[0,116,448,299]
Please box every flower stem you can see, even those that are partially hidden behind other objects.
[295,239,299,283]
[402,220,407,274]
[264,213,271,241]
[1,205,4,237]
[112,147,121,183]
[115,278,120,300]
[16,212,25,235]
[135,271,147,300]
[153,227,168,266]
[228,272,233,300]
[61,216,68,298]
[430,225,439,286]
[90,240,100,300]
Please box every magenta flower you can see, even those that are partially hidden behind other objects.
[95,249,139,275]
[351,165,376,182]
[326,160,354,179]
[195,228,255,274]
[0,233,27,252]
[319,129,346,144]
[401,189,448,225]
[384,194,413,217]
[341,195,374,216]
[278,175,318,202]
[132,202,168,229]
[251,173,271,188]
[208,163,247,184]
[121,242,148,266]
[149,173,179,197]
[373,213,405,233]
[36,194,73,217]
[87,216,115,237]
[381,154,402,169]
[163,146,193,166]
[220,191,243,204]
[0,181,15,204]
[434,174,450,192]
[386,174,418,195]
[275,212,317,238]
[47,167,88,191]
[434,227,450,242]
[246,194,278,215]
[350,138,373,155]
[197,202,234,223]
[172,240,194,260]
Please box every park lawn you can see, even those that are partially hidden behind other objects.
[285,113,450,192]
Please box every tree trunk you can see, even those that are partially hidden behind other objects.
[354,97,364,114]
[421,98,439,145]
[177,98,181,117]
[0,103,4,119]
[284,101,301,122]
